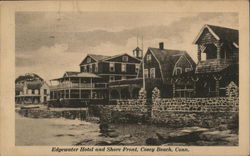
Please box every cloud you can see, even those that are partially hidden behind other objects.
[15,12,238,81]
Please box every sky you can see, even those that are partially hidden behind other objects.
[15,12,238,82]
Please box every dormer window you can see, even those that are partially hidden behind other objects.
[175,67,182,75]
[146,54,152,61]
[87,57,91,63]
[122,56,128,62]
[109,62,115,72]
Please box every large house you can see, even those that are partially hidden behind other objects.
[109,42,196,99]
[173,24,239,97]
[49,49,142,107]
[15,73,50,104]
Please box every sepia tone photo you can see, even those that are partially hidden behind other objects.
[15,11,239,146]
[0,1,249,156]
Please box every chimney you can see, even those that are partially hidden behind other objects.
[159,42,164,50]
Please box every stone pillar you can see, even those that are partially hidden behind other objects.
[191,76,199,97]
[197,45,201,62]
[213,75,222,97]
[138,88,147,99]
[173,82,176,97]
[215,80,220,97]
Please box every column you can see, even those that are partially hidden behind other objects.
[79,78,81,99]
[216,41,222,59]
[197,45,201,62]
[213,75,222,97]
[173,82,176,97]
[90,78,93,99]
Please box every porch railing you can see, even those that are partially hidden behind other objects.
[50,83,108,90]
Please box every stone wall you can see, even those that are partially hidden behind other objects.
[100,83,239,128]
[99,98,149,124]
[152,97,238,113]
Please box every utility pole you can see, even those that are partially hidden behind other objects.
[142,35,145,90]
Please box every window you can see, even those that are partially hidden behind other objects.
[135,64,140,73]
[110,76,115,82]
[144,69,149,78]
[44,89,47,95]
[89,65,92,72]
[87,57,91,63]
[175,67,182,75]
[147,54,152,61]
[185,68,191,72]
[109,62,115,72]
[150,68,156,78]
[122,56,128,62]
[121,63,126,72]
[95,63,98,72]
[82,66,87,72]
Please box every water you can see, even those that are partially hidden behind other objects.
[15,113,173,146]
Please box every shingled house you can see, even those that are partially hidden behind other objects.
[15,73,50,104]
[173,24,239,97]
[49,50,142,107]
[109,42,196,99]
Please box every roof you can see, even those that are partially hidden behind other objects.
[64,71,80,77]
[26,81,43,89]
[194,24,239,45]
[195,59,230,74]
[88,54,110,61]
[16,79,45,91]
[133,47,142,51]
[79,54,110,65]
[102,53,142,62]
[148,47,196,79]
[52,72,101,81]
[15,73,44,83]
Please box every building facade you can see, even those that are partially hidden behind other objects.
[109,42,196,99]
[49,51,142,107]
[15,73,50,104]
[173,24,239,98]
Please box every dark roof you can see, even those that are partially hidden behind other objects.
[52,72,101,81]
[149,48,196,79]
[133,47,142,51]
[195,59,230,74]
[26,81,43,89]
[64,71,80,77]
[15,73,43,83]
[208,25,238,44]
[194,24,239,45]
[88,54,110,61]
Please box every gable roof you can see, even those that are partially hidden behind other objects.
[80,54,110,65]
[193,24,239,46]
[88,54,110,61]
[102,53,141,62]
[148,47,196,80]
[64,71,80,77]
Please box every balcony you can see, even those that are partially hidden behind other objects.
[50,83,108,90]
